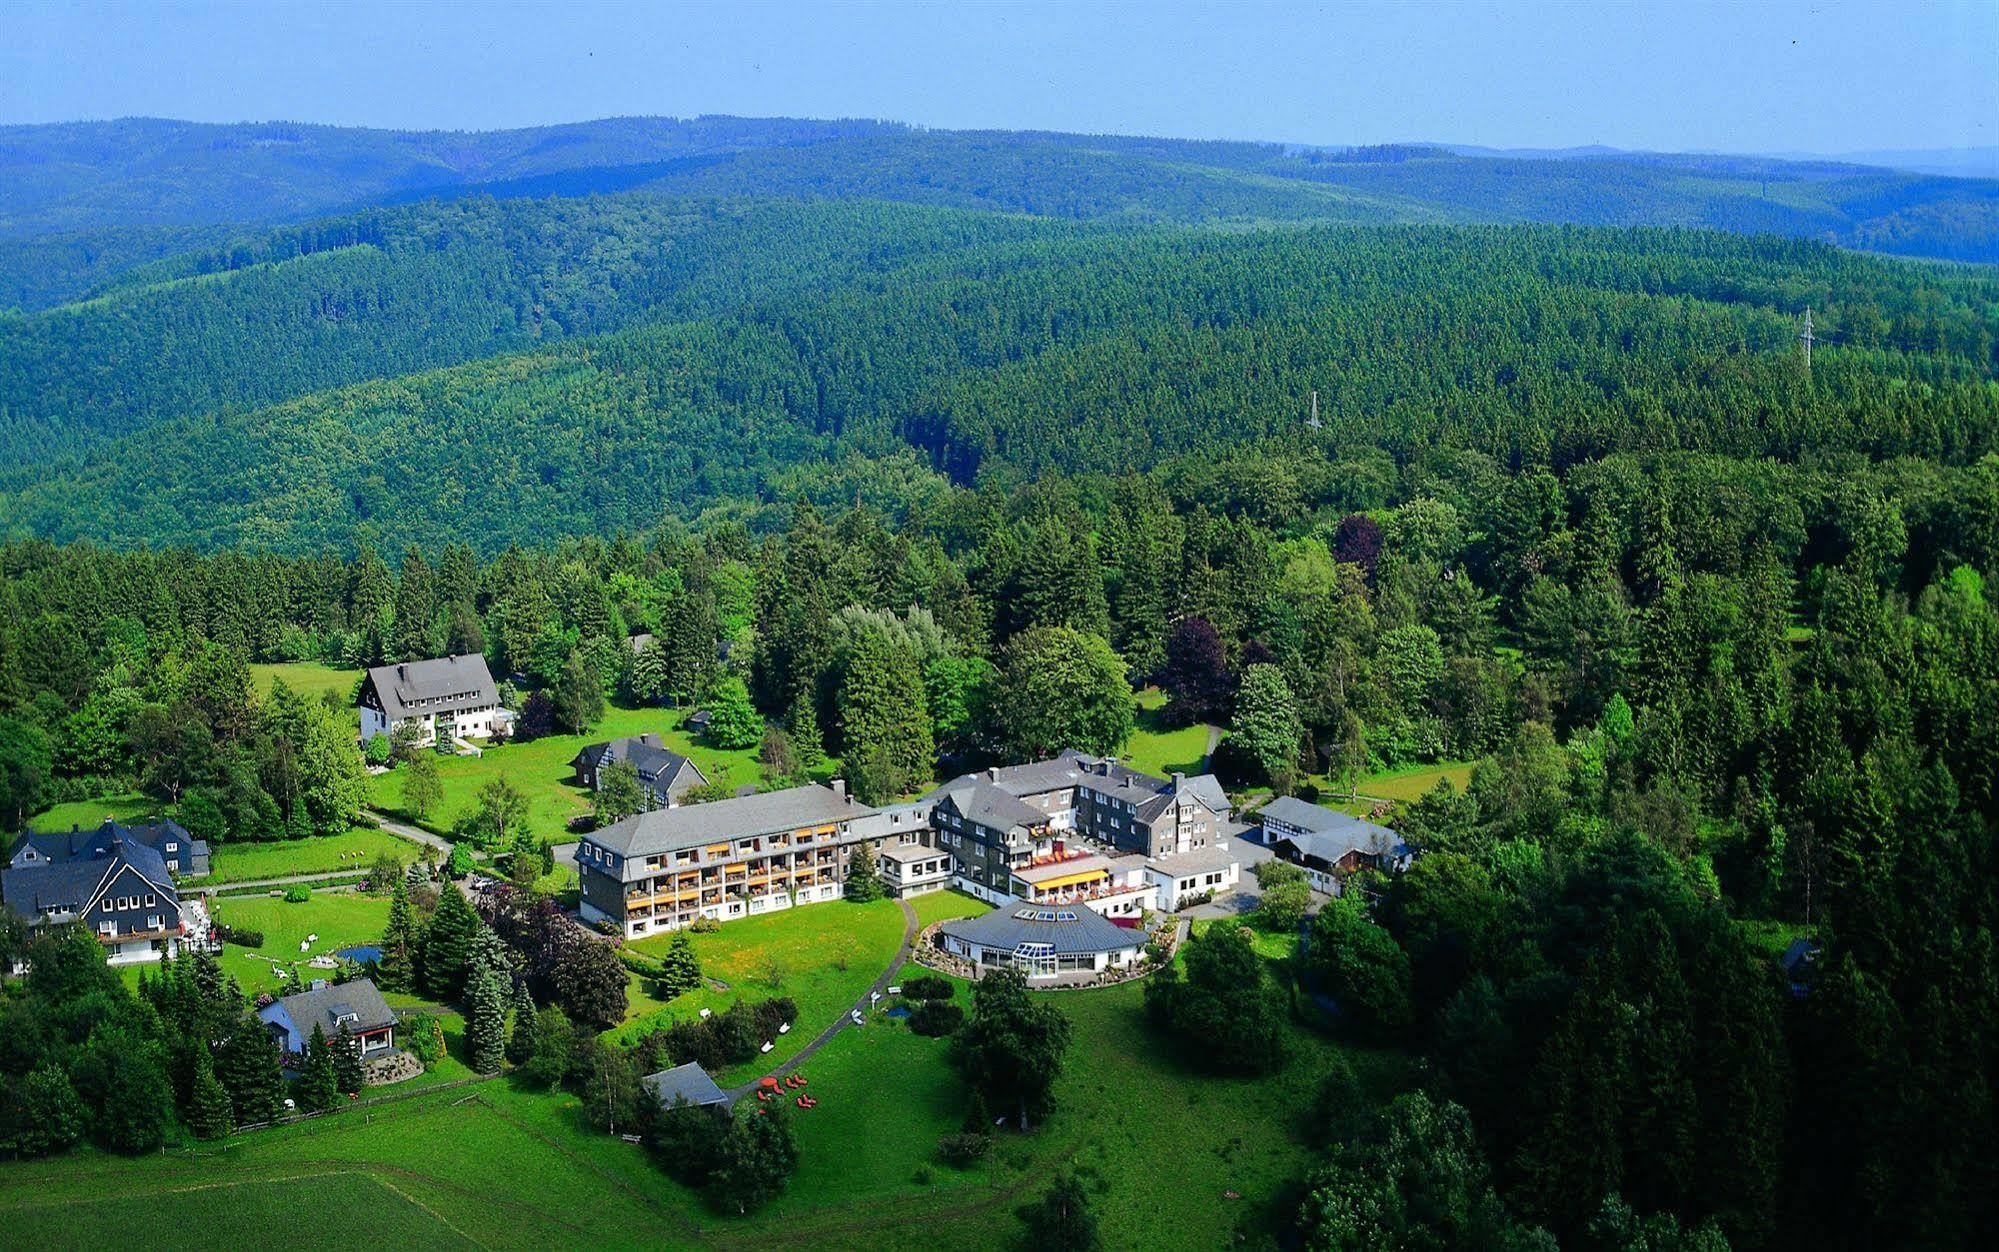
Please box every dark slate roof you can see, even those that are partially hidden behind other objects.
[587,784,874,858]
[940,903,1145,956]
[936,779,1048,833]
[933,750,1230,823]
[270,978,396,1038]
[642,1062,730,1108]
[360,654,499,720]
[2,832,176,919]
[7,819,206,872]
[571,735,704,789]
[1266,808,1398,868]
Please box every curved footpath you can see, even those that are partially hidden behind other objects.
[724,898,919,1101]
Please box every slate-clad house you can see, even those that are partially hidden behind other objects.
[926,751,1243,911]
[258,977,397,1057]
[570,733,707,810]
[356,653,508,747]
[1258,796,1404,895]
[8,817,208,878]
[2,823,199,964]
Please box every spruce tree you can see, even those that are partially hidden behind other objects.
[379,875,421,993]
[187,1046,234,1140]
[844,840,885,902]
[657,933,703,999]
[333,1024,365,1095]
[506,980,539,1066]
[466,964,508,1074]
[787,686,825,768]
[216,1017,283,1126]
[423,885,479,1000]
[298,1024,339,1111]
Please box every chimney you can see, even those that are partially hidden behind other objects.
[986,766,999,783]
[1172,772,1185,788]
[397,664,408,681]
[831,778,847,800]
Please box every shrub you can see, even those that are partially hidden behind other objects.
[938,1131,992,1167]
[908,1000,964,1037]
[282,885,311,903]
[659,998,798,1071]
[406,1015,446,1069]
[362,734,392,767]
[901,974,955,1001]
[213,923,265,948]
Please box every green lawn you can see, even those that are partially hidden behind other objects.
[1124,686,1216,778]
[199,827,422,884]
[910,888,991,929]
[366,705,761,848]
[1355,761,1476,803]
[12,922,1405,1250]
[621,897,910,1083]
[0,1170,480,1250]
[251,660,361,704]
[26,792,164,831]
[209,891,392,995]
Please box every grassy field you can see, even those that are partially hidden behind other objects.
[200,827,422,884]
[366,705,761,848]
[0,1170,482,1250]
[620,897,911,1081]
[26,792,164,831]
[251,660,362,704]
[209,891,392,995]
[1123,686,1215,779]
[8,909,1404,1250]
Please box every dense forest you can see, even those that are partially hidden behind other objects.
[2,208,1995,551]
[2,392,1996,1240]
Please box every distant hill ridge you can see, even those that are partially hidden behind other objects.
[0,115,1994,313]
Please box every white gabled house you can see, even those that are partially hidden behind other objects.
[356,653,509,747]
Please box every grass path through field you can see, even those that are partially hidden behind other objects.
[724,898,919,1100]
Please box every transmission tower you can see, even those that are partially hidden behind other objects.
[1799,307,1816,374]
[1306,388,1322,431]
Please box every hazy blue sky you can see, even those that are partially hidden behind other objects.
[3,0,1994,154]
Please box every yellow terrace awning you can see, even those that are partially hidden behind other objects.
[1032,868,1108,891]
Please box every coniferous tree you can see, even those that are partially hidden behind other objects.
[215,1017,283,1127]
[186,1046,234,1140]
[787,685,825,768]
[466,963,508,1074]
[553,649,606,734]
[506,979,539,1066]
[844,840,885,902]
[333,1024,365,1096]
[422,885,480,1000]
[378,875,422,993]
[297,1024,339,1111]
[838,631,934,801]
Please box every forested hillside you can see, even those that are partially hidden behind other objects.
[2,216,1992,553]
[1,117,1995,312]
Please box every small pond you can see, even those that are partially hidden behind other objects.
[337,945,382,964]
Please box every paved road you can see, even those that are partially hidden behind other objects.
[189,870,369,896]
[724,897,920,1102]
[366,807,455,854]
